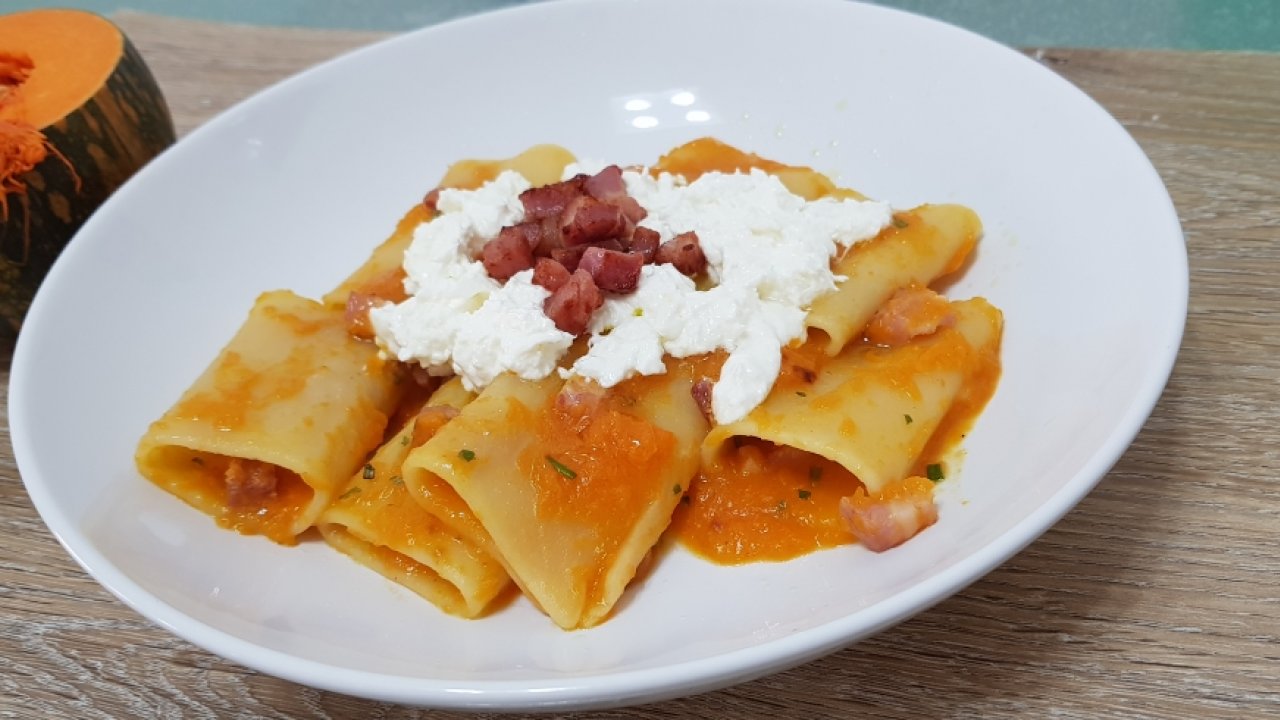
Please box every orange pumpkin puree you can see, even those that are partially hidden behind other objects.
[169,451,311,545]
[671,439,865,564]
[516,377,678,601]
[674,322,1001,565]
[170,349,314,432]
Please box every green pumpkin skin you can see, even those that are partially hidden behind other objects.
[1,34,176,333]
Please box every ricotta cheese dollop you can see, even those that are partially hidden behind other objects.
[371,164,892,424]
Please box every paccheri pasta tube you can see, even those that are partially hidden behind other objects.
[318,381,510,618]
[136,290,402,544]
[137,137,1002,627]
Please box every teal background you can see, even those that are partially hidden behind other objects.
[1,0,1277,50]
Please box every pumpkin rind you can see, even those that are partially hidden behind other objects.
[0,30,175,332]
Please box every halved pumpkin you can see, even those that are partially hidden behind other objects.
[1,8,175,332]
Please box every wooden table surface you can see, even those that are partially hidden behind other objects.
[2,13,1278,719]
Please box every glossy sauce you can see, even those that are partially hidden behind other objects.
[517,382,677,601]
[176,452,312,545]
[671,439,864,563]
[171,349,313,431]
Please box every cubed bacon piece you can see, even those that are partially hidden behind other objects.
[507,219,546,249]
[616,195,648,223]
[532,257,571,292]
[578,246,644,293]
[225,458,279,507]
[422,187,441,213]
[655,231,707,276]
[840,476,939,552]
[534,215,566,255]
[584,165,626,202]
[551,245,588,272]
[520,175,587,221]
[543,269,603,335]
[691,378,715,423]
[561,195,626,246]
[555,376,608,433]
[864,286,956,346]
[627,226,661,262]
[342,267,407,339]
[411,404,461,448]
[410,365,439,388]
[481,225,536,281]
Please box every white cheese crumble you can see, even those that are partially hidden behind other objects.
[372,164,892,423]
[370,171,573,389]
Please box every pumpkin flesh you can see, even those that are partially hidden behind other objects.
[0,8,175,332]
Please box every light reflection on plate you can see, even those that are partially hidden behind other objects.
[614,88,719,131]
[10,0,1185,710]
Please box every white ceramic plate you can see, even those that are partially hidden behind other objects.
[10,0,1186,710]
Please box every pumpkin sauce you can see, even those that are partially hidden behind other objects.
[516,379,678,603]
[672,314,1001,564]
[671,439,864,564]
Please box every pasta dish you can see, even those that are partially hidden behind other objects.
[135,138,1002,629]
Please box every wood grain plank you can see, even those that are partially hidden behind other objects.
[1,15,1277,720]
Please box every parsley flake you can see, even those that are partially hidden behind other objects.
[390,475,404,486]
[546,455,577,480]
[893,217,909,229]
[798,489,812,500]
[796,391,807,397]
[190,456,204,466]
[400,435,411,447]
[808,466,823,483]
[673,483,683,496]
[633,307,645,317]
[339,486,361,500]
[926,463,945,482]
[905,414,913,424]
[362,464,375,480]
[458,449,476,462]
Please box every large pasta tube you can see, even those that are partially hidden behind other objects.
[406,364,708,629]
[807,204,982,355]
[399,379,501,560]
[323,144,577,310]
[136,290,402,544]
[705,298,1003,494]
[317,409,511,619]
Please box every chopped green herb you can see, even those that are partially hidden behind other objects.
[926,463,945,482]
[458,449,476,462]
[390,475,404,486]
[190,456,204,466]
[362,464,375,480]
[893,217,909,229]
[400,435,411,447]
[673,483,683,496]
[808,466,823,482]
[633,307,645,317]
[798,489,812,500]
[546,455,577,480]
[904,414,913,425]
[795,391,807,397]
[681,495,691,505]
[600,326,614,336]
[339,487,361,500]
